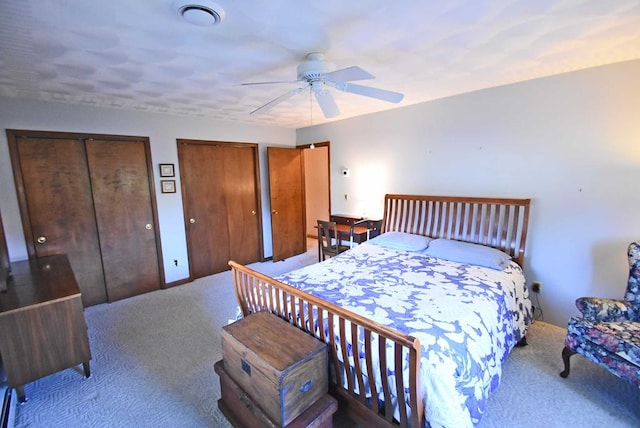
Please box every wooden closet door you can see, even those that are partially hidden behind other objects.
[11,137,107,305]
[86,139,161,302]
[179,141,261,279]
[223,145,261,265]
[0,208,11,280]
[268,147,306,261]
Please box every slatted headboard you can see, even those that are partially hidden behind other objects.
[382,194,531,267]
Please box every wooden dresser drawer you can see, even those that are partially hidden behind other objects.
[329,214,364,225]
[221,312,328,426]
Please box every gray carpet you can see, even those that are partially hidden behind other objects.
[13,247,640,427]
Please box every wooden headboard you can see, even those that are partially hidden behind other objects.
[382,194,531,267]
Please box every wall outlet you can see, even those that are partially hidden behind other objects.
[531,281,541,293]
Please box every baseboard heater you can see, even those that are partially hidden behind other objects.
[0,386,15,428]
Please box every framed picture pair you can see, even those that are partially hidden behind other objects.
[159,164,176,193]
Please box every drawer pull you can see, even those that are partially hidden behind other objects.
[300,380,313,393]
[241,359,251,376]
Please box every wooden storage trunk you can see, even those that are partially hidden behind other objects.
[215,360,336,428]
[221,312,328,426]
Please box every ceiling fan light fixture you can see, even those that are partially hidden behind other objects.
[297,53,335,80]
[173,1,225,26]
[245,51,403,119]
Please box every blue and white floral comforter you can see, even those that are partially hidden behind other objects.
[277,240,532,428]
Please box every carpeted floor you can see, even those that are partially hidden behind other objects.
[12,247,640,427]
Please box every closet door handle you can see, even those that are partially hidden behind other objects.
[37,236,47,244]
[251,210,256,215]
[272,210,278,215]
[145,224,152,230]
[189,218,196,224]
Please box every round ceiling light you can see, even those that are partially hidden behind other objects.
[174,1,225,26]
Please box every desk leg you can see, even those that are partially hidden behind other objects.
[317,238,322,262]
[15,386,25,403]
[83,361,91,378]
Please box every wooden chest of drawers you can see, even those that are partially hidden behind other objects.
[0,255,91,402]
[220,312,329,426]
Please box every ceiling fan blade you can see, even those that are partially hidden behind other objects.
[250,86,307,115]
[314,89,340,118]
[324,66,374,82]
[240,80,300,86]
[332,82,404,103]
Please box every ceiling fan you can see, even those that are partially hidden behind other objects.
[242,53,404,119]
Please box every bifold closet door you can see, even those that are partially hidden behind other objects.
[9,131,164,306]
[85,139,161,302]
[179,141,262,279]
[12,137,107,305]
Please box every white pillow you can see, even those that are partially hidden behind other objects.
[369,232,432,252]
[423,238,512,270]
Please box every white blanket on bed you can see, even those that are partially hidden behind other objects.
[276,240,532,428]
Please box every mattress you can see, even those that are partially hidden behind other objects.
[276,238,533,427]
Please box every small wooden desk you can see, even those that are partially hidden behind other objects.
[0,255,91,402]
[330,214,382,245]
[335,223,370,245]
[316,216,382,262]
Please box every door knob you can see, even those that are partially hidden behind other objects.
[189,218,196,224]
[145,224,152,230]
[272,210,278,215]
[37,236,47,244]
[251,210,256,215]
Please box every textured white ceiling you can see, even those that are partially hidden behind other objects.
[0,0,639,129]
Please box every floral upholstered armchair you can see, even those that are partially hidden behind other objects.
[560,241,640,386]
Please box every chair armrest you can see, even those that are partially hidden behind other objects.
[350,218,368,230]
[575,297,639,322]
[346,219,371,248]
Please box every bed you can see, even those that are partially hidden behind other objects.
[229,194,532,427]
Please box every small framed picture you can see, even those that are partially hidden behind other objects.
[161,180,176,193]
[159,163,175,177]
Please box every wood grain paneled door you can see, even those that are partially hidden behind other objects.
[267,147,306,261]
[7,130,164,306]
[302,143,330,238]
[9,135,107,305]
[86,139,162,302]
[0,209,10,284]
[178,140,262,279]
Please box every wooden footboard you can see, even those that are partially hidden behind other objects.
[229,260,423,428]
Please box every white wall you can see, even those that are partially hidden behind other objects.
[297,59,640,327]
[0,99,295,282]
[2,60,638,326]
